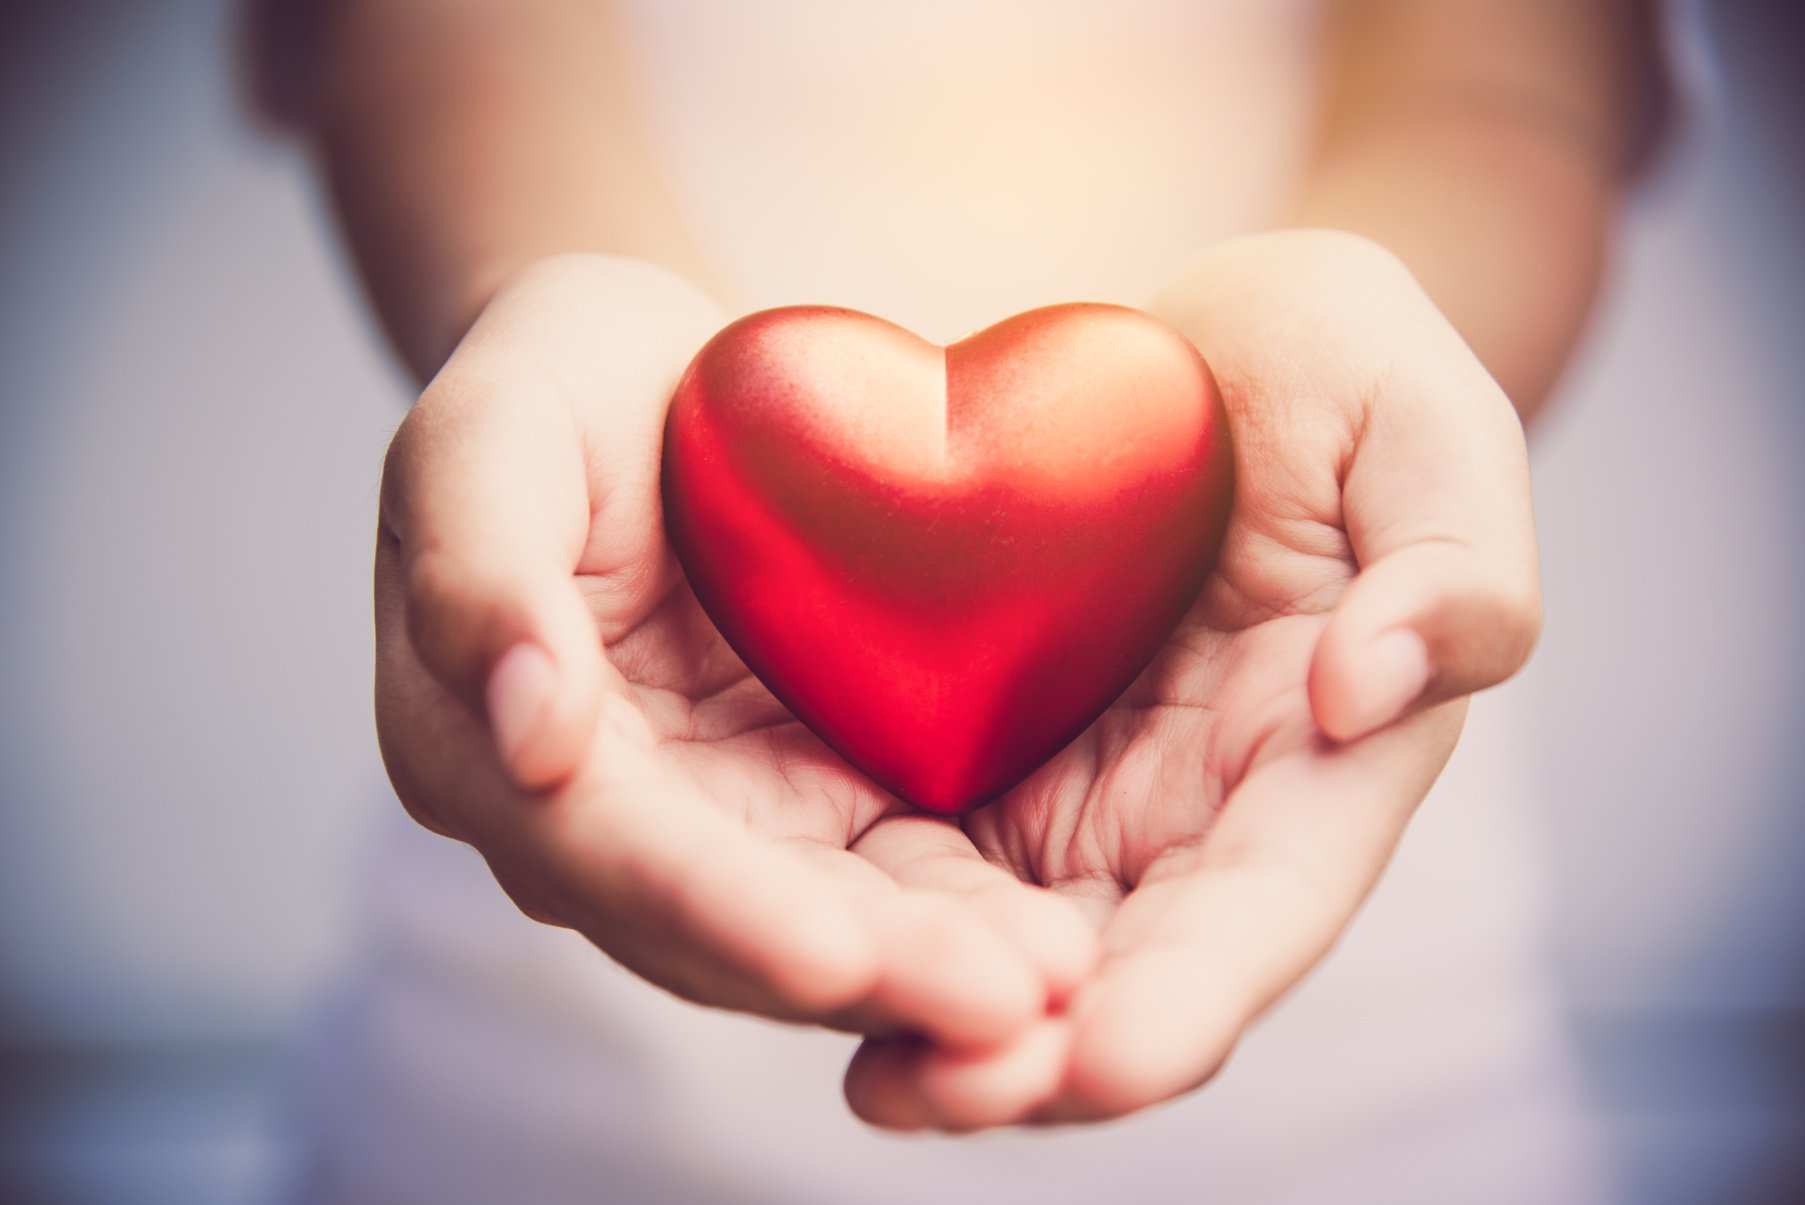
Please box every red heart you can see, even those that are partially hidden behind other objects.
[661,304,1233,815]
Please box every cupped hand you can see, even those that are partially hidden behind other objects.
[375,254,1098,1049]
[843,229,1543,1130]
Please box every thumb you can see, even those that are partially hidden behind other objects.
[380,338,602,791]
[1309,360,1543,743]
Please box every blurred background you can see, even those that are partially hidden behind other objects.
[0,2,1801,1202]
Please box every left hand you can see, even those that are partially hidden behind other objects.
[842,229,1543,1130]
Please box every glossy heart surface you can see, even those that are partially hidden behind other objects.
[661,304,1233,814]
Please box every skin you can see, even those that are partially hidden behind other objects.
[260,0,1664,1133]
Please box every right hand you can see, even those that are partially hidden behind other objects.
[375,254,1096,1045]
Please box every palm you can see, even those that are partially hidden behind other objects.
[588,482,1335,932]
[970,610,1328,911]
[597,567,896,847]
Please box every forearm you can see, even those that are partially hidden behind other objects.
[1285,114,1612,425]
[1281,0,1666,424]
[286,0,711,382]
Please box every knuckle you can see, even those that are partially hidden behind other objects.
[1496,576,1544,644]
[1475,571,1543,672]
[393,785,461,843]
[373,697,463,843]
[382,767,470,848]
[508,250,609,290]
[400,550,462,658]
[377,409,427,528]
[1310,227,1409,275]
[489,858,573,930]
[1280,229,1420,303]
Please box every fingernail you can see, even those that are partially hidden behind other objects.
[487,642,558,770]
[1354,628,1430,734]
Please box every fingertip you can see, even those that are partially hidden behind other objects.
[1059,975,1236,1121]
[845,1022,1068,1134]
[488,641,596,789]
[1311,626,1429,744]
[992,890,1101,1005]
[844,1039,933,1132]
[913,1018,1071,1130]
[488,642,557,762]
[876,896,1045,1051]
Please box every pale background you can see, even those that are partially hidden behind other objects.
[1,2,1801,1202]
